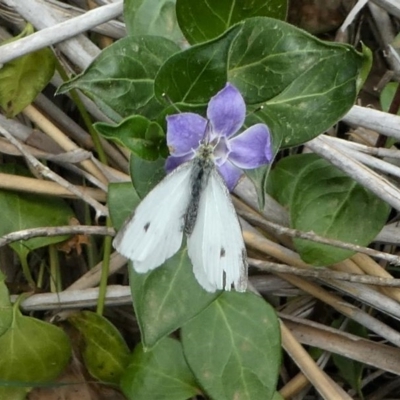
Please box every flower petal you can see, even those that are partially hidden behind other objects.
[167,113,207,156]
[217,161,243,191]
[165,153,193,173]
[229,124,273,169]
[207,83,246,138]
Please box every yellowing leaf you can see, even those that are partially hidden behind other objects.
[0,24,55,117]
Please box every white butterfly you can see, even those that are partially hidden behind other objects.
[113,142,247,292]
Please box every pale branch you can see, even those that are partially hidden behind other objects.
[342,105,400,139]
[16,285,132,311]
[368,2,400,74]
[0,0,123,65]
[307,135,400,212]
[371,0,400,19]
[324,135,400,159]
[238,209,400,265]
[43,0,126,39]
[0,225,115,248]
[328,139,400,179]
[339,0,369,33]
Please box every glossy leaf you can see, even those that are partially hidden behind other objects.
[0,165,74,259]
[182,292,281,400]
[121,338,198,399]
[130,248,219,348]
[270,154,390,265]
[0,305,71,383]
[154,25,241,105]
[0,24,55,118]
[58,36,180,121]
[228,17,366,147]
[267,153,321,207]
[68,311,130,384]
[94,115,166,161]
[124,0,185,43]
[108,182,141,230]
[177,0,287,44]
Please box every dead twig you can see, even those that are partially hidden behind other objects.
[0,225,115,248]
[250,258,400,287]
[239,209,400,265]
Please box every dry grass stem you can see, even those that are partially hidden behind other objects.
[280,321,353,400]
[0,172,106,201]
[23,105,108,184]
[0,127,108,217]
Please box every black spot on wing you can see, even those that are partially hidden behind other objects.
[220,247,226,258]
[144,222,150,232]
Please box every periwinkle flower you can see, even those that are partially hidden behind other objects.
[165,83,273,190]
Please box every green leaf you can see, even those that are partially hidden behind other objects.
[0,165,74,259]
[0,304,71,384]
[380,82,400,115]
[182,292,281,400]
[0,24,55,118]
[129,155,167,199]
[154,24,241,105]
[177,0,287,44]
[272,392,285,400]
[94,115,167,161]
[228,17,365,147]
[124,0,185,43]
[68,311,130,384]
[108,182,141,230]
[0,387,28,399]
[130,248,219,348]
[267,153,321,207]
[357,44,372,92]
[0,273,13,337]
[280,155,390,265]
[58,36,180,121]
[121,338,198,400]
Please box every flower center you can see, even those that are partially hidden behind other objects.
[211,135,230,166]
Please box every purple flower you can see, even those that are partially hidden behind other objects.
[165,83,273,190]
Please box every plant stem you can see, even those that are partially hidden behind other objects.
[96,217,112,315]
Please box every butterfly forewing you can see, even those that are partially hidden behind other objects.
[113,162,193,272]
[187,168,247,292]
